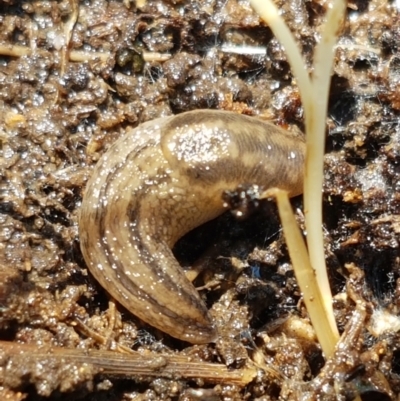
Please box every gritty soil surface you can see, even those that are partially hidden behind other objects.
[0,0,399,400]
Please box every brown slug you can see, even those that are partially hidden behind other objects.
[79,109,305,344]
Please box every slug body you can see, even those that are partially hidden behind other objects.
[79,110,305,344]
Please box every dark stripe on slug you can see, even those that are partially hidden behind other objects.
[95,203,159,306]
[96,184,204,322]
[126,199,205,308]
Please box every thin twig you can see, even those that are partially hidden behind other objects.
[60,0,79,75]
[0,340,258,385]
[0,44,171,64]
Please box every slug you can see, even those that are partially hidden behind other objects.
[79,110,305,344]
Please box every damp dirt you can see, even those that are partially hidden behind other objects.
[0,0,399,400]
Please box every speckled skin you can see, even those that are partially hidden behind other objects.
[79,110,305,344]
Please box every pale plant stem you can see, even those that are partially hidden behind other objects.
[248,0,312,106]
[249,0,346,354]
[305,0,346,340]
[271,189,337,357]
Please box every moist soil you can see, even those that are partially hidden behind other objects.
[0,0,399,400]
